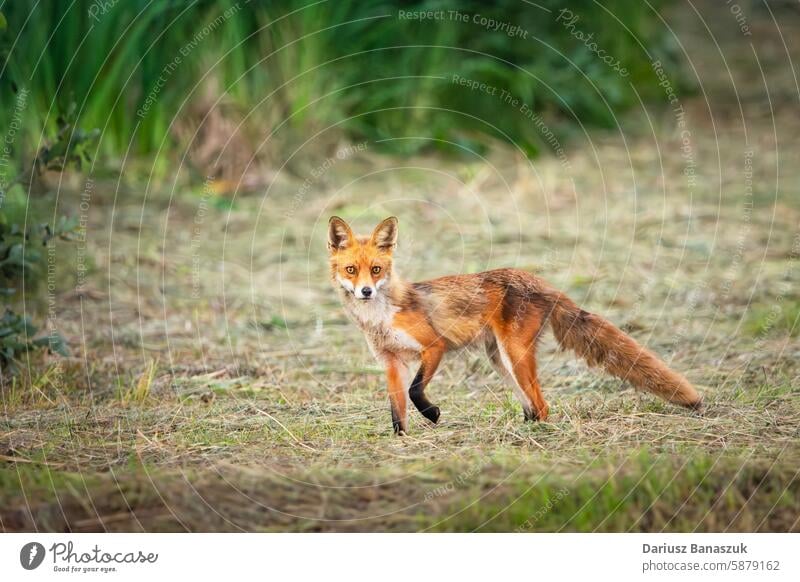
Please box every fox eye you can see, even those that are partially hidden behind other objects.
[371,266,381,275]
[345,266,356,275]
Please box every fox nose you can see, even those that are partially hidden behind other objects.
[361,286,373,298]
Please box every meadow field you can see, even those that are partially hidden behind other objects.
[1,1,799,531]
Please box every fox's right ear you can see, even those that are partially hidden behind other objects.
[328,216,354,252]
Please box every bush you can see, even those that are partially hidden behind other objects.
[0,96,88,370]
[0,197,74,369]
[0,1,687,160]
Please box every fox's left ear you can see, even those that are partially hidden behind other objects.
[370,216,398,251]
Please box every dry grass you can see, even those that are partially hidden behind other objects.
[1,1,800,531]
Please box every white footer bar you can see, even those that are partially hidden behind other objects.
[1,533,797,581]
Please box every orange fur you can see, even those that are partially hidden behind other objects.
[328,216,702,435]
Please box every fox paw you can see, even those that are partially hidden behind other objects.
[422,406,440,424]
[523,407,548,422]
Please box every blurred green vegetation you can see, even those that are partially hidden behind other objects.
[0,0,687,163]
[0,101,86,369]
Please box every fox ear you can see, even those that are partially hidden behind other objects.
[328,216,354,251]
[370,216,398,251]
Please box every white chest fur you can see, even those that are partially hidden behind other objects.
[343,295,422,358]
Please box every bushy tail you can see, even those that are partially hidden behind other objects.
[547,292,702,409]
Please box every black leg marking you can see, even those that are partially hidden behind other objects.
[409,366,440,424]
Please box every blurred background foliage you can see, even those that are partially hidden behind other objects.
[0,0,687,163]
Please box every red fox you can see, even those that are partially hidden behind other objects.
[328,216,702,435]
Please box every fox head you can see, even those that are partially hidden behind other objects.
[327,216,398,301]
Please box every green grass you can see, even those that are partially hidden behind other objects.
[427,452,799,532]
[117,360,159,405]
[0,0,682,163]
[745,300,800,338]
[2,353,799,531]
[2,451,796,532]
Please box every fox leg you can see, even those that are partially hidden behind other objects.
[384,355,410,435]
[490,324,549,422]
[485,336,511,383]
[409,341,445,424]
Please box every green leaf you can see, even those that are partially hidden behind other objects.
[32,333,69,357]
